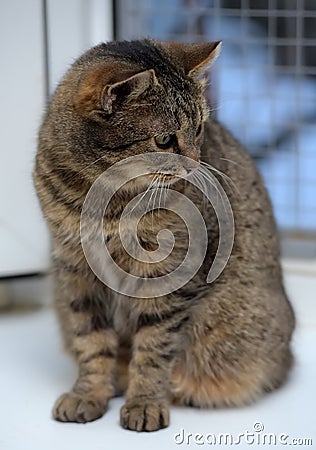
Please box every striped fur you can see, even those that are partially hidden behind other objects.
[34,39,294,431]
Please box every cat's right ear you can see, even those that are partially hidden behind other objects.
[75,67,158,119]
[102,69,158,114]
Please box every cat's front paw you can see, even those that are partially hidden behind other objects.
[52,392,107,423]
[120,401,169,431]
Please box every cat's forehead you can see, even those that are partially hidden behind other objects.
[158,79,206,130]
[74,39,210,137]
[96,39,203,97]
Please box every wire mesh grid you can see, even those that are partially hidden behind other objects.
[115,0,316,237]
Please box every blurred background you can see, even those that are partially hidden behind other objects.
[1,4,315,447]
[0,0,315,300]
[115,0,316,251]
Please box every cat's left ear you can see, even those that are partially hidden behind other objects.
[187,41,222,78]
[103,69,158,113]
[160,41,222,79]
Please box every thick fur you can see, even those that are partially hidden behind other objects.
[34,39,295,431]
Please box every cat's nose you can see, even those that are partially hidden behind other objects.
[184,166,194,175]
[183,161,200,176]
[180,159,200,177]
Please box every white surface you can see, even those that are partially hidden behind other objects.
[0,270,315,450]
[46,0,113,93]
[0,0,49,276]
[0,0,113,277]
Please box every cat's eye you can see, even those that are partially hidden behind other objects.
[196,124,202,137]
[155,134,173,149]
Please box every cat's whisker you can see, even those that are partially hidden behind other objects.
[200,160,230,183]
[127,177,156,216]
[128,102,152,108]
[219,157,241,167]
[156,180,161,221]
[200,160,241,197]
[76,154,108,177]
[146,177,159,229]
[158,176,167,218]
[151,177,162,227]
[195,166,217,191]
[207,104,222,114]
[202,170,229,216]
[163,181,168,209]
[192,171,210,214]
[192,170,211,200]
[39,146,107,183]
[164,178,171,209]
[194,168,228,215]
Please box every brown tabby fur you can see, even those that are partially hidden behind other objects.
[33,39,295,431]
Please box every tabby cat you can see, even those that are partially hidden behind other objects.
[34,39,295,431]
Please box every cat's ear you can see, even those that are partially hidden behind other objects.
[102,69,158,113]
[160,41,222,79]
[186,41,222,78]
[75,67,158,118]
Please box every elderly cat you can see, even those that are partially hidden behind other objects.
[34,39,294,431]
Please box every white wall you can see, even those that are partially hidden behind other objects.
[0,0,113,277]
[46,0,113,93]
[0,0,49,276]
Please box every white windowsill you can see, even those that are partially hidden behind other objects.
[0,265,315,449]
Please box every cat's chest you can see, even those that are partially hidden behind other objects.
[104,211,188,270]
[107,293,138,338]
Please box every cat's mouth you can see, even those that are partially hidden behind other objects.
[124,159,200,193]
[150,162,200,184]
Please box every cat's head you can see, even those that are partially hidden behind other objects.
[56,39,221,185]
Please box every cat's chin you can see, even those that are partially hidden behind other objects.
[121,174,186,199]
[149,164,199,183]
[149,173,193,187]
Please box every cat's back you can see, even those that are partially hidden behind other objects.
[202,120,285,281]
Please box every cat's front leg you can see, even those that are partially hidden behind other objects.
[53,326,117,423]
[120,302,189,431]
[51,268,118,423]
